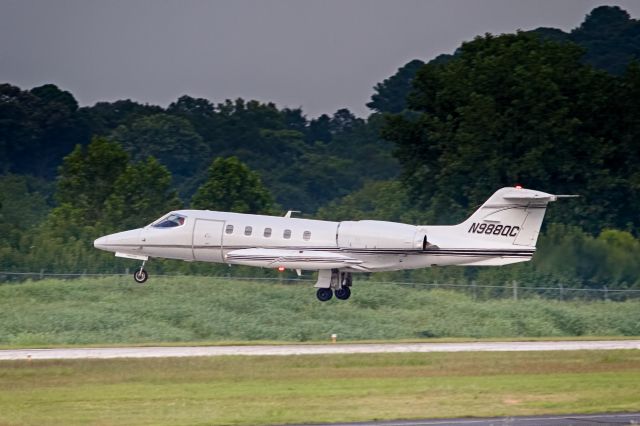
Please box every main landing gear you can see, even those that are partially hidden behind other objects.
[133,260,149,284]
[316,287,333,302]
[335,286,351,300]
[315,270,352,302]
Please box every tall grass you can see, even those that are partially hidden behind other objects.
[0,277,638,346]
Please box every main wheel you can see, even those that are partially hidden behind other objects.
[335,286,351,300]
[316,287,333,302]
[133,269,148,284]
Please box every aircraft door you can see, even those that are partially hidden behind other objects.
[192,219,225,262]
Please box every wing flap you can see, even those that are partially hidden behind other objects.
[463,257,532,266]
[225,248,362,270]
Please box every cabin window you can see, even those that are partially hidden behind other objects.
[264,227,272,237]
[152,213,186,228]
[244,226,252,236]
[303,231,311,241]
[225,224,234,234]
[283,229,291,239]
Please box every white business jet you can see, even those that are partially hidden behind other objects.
[94,186,567,301]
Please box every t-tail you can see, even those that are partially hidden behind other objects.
[461,187,558,246]
[427,187,574,266]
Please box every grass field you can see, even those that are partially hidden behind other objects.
[1,277,640,347]
[0,350,638,425]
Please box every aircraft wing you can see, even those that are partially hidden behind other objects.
[225,248,363,270]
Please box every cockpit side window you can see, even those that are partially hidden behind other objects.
[152,214,186,228]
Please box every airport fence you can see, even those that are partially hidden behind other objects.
[1,270,639,302]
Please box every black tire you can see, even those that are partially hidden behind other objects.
[335,286,351,300]
[316,287,333,302]
[133,269,148,284]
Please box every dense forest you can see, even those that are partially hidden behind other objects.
[2,6,640,293]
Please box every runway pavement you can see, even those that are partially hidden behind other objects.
[301,412,640,425]
[0,339,638,360]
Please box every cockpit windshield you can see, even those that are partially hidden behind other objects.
[151,213,186,228]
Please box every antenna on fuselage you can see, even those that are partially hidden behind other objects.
[284,210,301,218]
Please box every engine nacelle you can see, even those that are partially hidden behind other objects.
[337,220,424,249]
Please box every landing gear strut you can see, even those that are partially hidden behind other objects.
[133,260,148,284]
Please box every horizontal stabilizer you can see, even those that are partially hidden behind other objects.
[501,189,556,202]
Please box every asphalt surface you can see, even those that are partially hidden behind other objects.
[0,340,638,360]
[300,412,640,425]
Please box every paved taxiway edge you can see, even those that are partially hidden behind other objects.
[303,412,640,425]
[0,340,638,360]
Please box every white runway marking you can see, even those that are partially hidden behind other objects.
[0,340,638,360]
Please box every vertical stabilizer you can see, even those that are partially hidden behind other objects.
[457,187,557,247]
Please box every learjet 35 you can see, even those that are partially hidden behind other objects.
[94,187,569,301]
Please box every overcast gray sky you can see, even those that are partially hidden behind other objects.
[2,0,640,117]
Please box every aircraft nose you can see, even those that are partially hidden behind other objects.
[94,236,109,250]
[93,229,142,253]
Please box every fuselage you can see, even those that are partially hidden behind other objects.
[93,209,534,272]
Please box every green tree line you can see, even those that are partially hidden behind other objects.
[2,6,640,294]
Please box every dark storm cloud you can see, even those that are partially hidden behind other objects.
[2,0,640,117]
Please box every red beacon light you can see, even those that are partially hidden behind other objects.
[515,184,523,189]
[277,266,286,272]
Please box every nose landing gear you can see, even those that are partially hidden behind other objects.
[133,260,149,284]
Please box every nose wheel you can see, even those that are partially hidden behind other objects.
[133,268,148,283]
[133,260,149,283]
